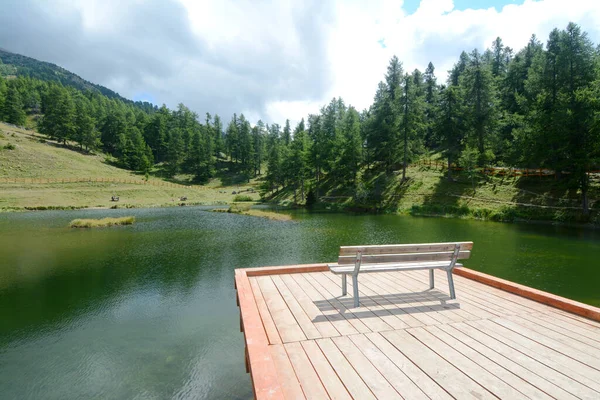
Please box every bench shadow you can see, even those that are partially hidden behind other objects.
[311,289,461,322]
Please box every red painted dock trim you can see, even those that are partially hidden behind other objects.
[235,263,600,399]
[454,267,600,322]
[235,269,283,400]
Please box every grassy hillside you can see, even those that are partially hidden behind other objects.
[267,158,599,224]
[0,122,260,210]
[1,120,598,223]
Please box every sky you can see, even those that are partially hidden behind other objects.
[1,0,600,127]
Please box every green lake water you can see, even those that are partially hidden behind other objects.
[0,207,599,399]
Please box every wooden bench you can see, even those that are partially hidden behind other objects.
[328,242,473,307]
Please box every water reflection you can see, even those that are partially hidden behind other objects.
[0,207,598,399]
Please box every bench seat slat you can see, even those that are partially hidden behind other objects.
[328,262,464,274]
[337,251,470,265]
[339,242,473,256]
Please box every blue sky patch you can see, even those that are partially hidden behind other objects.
[402,0,526,15]
[377,38,387,48]
[133,93,156,104]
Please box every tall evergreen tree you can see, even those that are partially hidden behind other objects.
[3,85,26,126]
[462,49,497,165]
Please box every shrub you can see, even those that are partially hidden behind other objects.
[69,216,135,228]
[3,143,16,150]
[233,194,253,202]
[228,203,251,213]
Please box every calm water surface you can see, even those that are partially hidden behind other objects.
[0,207,599,399]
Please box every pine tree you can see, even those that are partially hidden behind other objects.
[423,62,439,149]
[337,107,362,187]
[165,129,184,177]
[462,49,497,165]
[0,75,6,120]
[3,85,26,126]
[288,121,311,202]
[436,85,466,180]
[73,94,98,151]
[212,114,224,157]
[398,71,426,180]
[282,119,291,146]
[252,120,266,176]
[144,105,169,162]
[39,85,75,144]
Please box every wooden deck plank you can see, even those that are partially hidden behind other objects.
[481,319,600,383]
[522,312,600,345]
[269,344,305,400]
[316,338,377,400]
[382,329,496,399]
[249,277,282,345]
[537,309,600,334]
[500,315,600,362]
[364,332,453,399]
[426,324,554,400]
[402,270,530,316]
[391,270,502,320]
[271,275,322,340]
[279,274,340,339]
[412,326,533,399]
[359,273,457,325]
[239,266,600,400]
[454,268,600,321]
[292,273,368,335]
[320,272,431,329]
[399,270,517,317]
[256,275,307,343]
[548,309,600,329]
[322,273,424,329]
[300,340,352,400]
[331,336,403,399]
[284,342,331,399]
[348,334,430,399]
[306,272,394,333]
[468,319,600,396]
[444,323,579,400]
[365,271,467,323]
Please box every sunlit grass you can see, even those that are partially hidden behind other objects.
[212,204,291,221]
[69,216,135,228]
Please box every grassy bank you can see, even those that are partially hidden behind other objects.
[0,122,261,211]
[213,204,292,221]
[266,161,599,225]
[69,216,135,228]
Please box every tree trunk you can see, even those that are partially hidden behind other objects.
[447,157,453,181]
[581,172,590,215]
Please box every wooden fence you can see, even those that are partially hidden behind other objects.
[0,177,198,189]
[417,160,600,178]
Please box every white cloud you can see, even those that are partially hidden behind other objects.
[2,0,600,129]
[318,0,600,124]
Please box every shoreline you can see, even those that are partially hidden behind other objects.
[2,200,598,229]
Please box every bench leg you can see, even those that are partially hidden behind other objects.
[429,269,435,289]
[342,274,347,296]
[352,275,359,307]
[447,269,456,299]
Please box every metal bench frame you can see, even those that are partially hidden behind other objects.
[330,243,465,307]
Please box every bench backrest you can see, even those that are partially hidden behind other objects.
[337,242,473,265]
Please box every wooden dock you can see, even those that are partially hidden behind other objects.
[235,264,600,399]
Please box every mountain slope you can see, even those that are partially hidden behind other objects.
[0,48,130,102]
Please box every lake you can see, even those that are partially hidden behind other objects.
[0,207,599,399]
